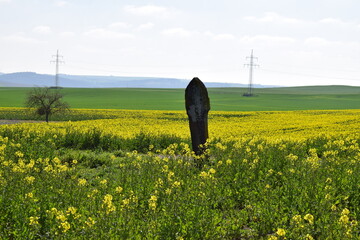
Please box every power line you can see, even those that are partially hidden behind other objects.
[244,49,259,96]
[50,50,64,88]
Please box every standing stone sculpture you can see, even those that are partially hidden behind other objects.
[185,77,210,155]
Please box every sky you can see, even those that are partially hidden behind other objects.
[1,0,360,86]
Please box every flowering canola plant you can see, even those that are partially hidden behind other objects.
[0,108,359,239]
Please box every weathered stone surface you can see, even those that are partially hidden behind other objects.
[185,77,210,155]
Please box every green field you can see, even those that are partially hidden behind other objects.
[0,85,359,111]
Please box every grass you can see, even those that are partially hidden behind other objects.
[0,85,359,111]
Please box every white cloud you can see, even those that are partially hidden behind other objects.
[33,25,52,34]
[240,35,296,44]
[55,1,69,7]
[319,18,347,25]
[59,31,75,37]
[2,34,44,44]
[162,28,198,37]
[0,0,11,3]
[108,22,132,29]
[124,5,170,17]
[84,28,134,39]
[244,12,302,24]
[304,37,337,47]
[137,22,155,31]
[214,34,235,41]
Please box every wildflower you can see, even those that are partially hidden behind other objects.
[276,228,286,236]
[268,236,278,240]
[122,198,130,207]
[167,171,174,180]
[304,214,314,225]
[25,192,33,198]
[78,178,87,186]
[209,168,216,174]
[115,186,123,193]
[226,159,232,165]
[339,215,349,225]
[165,188,172,195]
[29,216,39,225]
[100,179,108,185]
[199,171,208,178]
[85,217,95,227]
[305,234,314,240]
[342,208,350,215]
[56,213,67,222]
[265,184,271,189]
[173,181,181,187]
[102,194,116,214]
[162,165,169,172]
[331,204,337,211]
[292,214,302,224]
[15,151,24,158]
[66,207,77,215]
[60,221,71,232]
[24,176,35,184]
[148,195,158,210]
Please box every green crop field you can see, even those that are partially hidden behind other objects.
[0,85,359,111]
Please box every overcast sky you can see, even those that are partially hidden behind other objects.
[1,0,360,86]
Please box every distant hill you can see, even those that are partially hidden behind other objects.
[0,72,274,88]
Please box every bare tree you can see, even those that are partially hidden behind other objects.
[25,88,69,123]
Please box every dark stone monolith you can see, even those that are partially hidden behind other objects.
[185,77,210,155]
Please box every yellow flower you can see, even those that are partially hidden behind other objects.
[292,214,302,224]
[342,208,350,215]
[24,176,35,184]
[25,192,33,198]
[265,184,271,189]
[276,228,286,236]
[304,214,314,225]
[165,188,172,195]
[305,234,314,240]
[209,168,216,174]
[149,195,158,210]
[66,206,77,215]
[226,159,232,165]
[199,171,208,178]
[56,214,67,222]
[60,221,71,232]
[268,236,278,240]
[85,217,95,227]
[115,186,123,193]
[78,178,87,186]
[102,194,116,214]
[100,179,108,185]
[339,215,349,225]
[326,178,332,183]
[167,171,175,180]
[173,181,181,187]
[29,216,39,225]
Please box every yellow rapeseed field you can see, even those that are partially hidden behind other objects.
[0,108,359,239]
